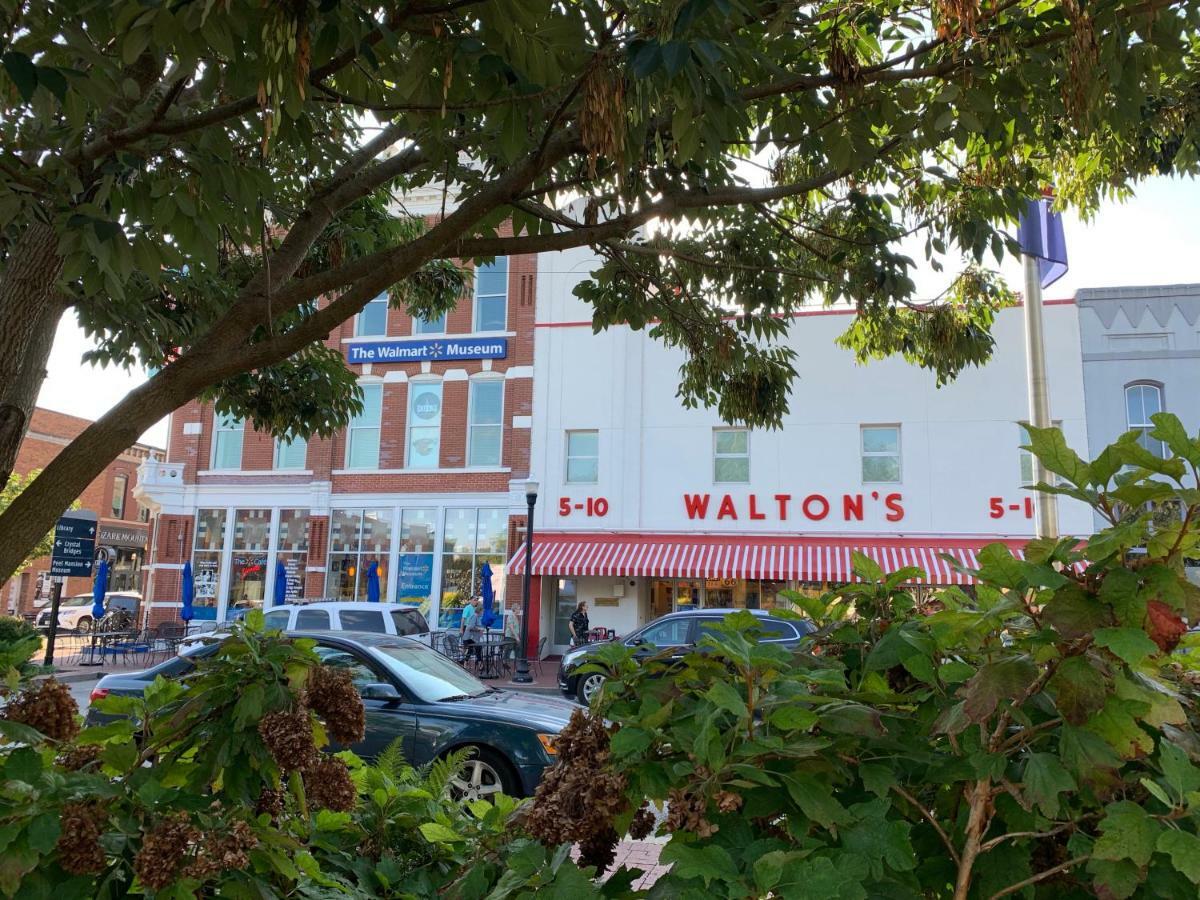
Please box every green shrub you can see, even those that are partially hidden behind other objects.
[0,615,41,678]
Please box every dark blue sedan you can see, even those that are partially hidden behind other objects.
[87,631,577,798]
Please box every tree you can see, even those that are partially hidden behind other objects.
[0,472,56,578]
[1,0,1196,580]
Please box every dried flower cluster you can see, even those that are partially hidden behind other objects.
[665,786,718,838]
[56,802,108,875]
[56,742,102,772]
[2,678,79,742]
[255,787,286,820]
[259,706,318,773]
[523,709,628,872]
[304,755,358,812]
[628,803,656,840]
[305,665,365,745]
[580,59,625,177]
[181,820,259,881]
[1061,0,1099,122]
[935,0,981,40]
[134,812,200,891]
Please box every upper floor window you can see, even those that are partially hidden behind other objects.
[110,474,127,518]
[713,428,750,483]
[413,312,447,335]
[565,430,599,484]
[861,425,900,483]
[355,292,388,337]
[1126,383,1166,458]
[274,435,308,470]
[211,413,244,470]
[468,380,504,466]
[346,383,382,469]
[407,382,443,469]
[473,257,508,332]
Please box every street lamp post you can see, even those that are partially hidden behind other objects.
[511,480,538,684]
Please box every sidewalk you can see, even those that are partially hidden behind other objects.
[572,839,669,890]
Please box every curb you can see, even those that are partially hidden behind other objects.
[40,670,107,685]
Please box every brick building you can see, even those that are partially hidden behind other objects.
[3,408,164,616]
[136,207,539,644]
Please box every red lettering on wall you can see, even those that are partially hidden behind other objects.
[774,494,792,518]
[559,497,572,517]
[885,493,905,522]
[748,495,766,520]
[989,497,1004,519]
[684,494,711,519]
[717,495,738,520]
[842,494,864,521]
[802,494,830,520]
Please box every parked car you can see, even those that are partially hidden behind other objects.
[35,592,141,633]
[558,607,816,705]
[180,602,433,650]
[87,631,575,797]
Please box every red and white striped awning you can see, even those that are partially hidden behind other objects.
[507,532,1032,585]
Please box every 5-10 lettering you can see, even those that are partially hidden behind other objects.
[559,497,609,517]
[989,496,1034,519]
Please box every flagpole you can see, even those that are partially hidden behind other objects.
[1022,252,1059,540]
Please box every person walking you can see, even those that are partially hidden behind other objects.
[460,597,484,667]
[568,600,590,648]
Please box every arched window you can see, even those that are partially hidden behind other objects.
[1125,382,1165,458]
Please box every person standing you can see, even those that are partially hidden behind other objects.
[460,597,484,665]
[569,600,590,647]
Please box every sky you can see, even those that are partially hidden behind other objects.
[35,174,1200,451]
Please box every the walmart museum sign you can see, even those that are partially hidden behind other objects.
[346,337,508,365]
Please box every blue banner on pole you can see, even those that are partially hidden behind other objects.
[347,337,508,365]
[1017,197,1069,289]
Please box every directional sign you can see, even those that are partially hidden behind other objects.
[50,511,97,577]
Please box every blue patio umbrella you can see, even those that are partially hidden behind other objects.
[274,560,288,606]
[366,561,381,603]
[91,558,108,622]
[479,562,498,629]
[180,560,195,622]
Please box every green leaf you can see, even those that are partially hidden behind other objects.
[1042,584,1113,639]
[1148,413,1200,467]
[778,854,870,899]
[753,850,788,891]
[1157,830,1200,883]
[1093,801,1162,867]
[704,680,747,717]
[418,822,463,844]
[767,704,818,732]
[1048,656,1109,725]
[851,550,884,583]
[937,661,974,684]
[1022,425,1090,487]
[659,842,737,886]
[1160,740,1200,802]
[0,718,46,745]
[840,800,916,880]
[784,774,852,830]
[609,727,653,757]
[2,52,37,102]
[1088,858,1142,900]
[1094,627,1159,666]
[1023,752,1077,818]
[1086,698,1155,760]
[858,763,896,798]
[961,656,1038,723]
[5,747,41,784]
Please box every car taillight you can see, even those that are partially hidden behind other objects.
[89,687,109,703]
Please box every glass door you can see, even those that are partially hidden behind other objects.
[551,578,578,655]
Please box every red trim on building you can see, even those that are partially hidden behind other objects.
[508,531,1036,586]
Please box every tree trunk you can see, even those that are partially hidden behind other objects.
[0,222,69,489]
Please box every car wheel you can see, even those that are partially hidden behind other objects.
[576,672,605,706]
[76,617,92,634]
[448,747,519,801]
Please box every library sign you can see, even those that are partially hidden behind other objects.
[346,337,508,365]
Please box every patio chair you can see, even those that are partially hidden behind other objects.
[152,622,187,662]
[103,628,154,666]
[530,636,549,677]
[441,632,465,665]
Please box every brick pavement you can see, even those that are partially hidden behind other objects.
[571,835,670,889]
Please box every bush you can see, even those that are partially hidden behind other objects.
[529,414,1200,898]
[0,615,40,679]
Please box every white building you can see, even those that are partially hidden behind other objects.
[518,247,1093,654]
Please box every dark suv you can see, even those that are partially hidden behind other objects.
[557,607,814,705]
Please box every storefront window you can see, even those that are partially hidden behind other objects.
[109,547,141,593]
[396,508,437,612]
[326,508,391,600]
[192,509,226,619]
[438,507,508,628]
[228,509,270,615]
[273,509,309,603]
[553,579,578,646]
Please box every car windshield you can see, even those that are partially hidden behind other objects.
[369,644,490,703]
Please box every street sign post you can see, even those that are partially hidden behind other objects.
[43,510,98,666]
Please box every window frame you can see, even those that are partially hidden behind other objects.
[355,292,389,337]
[211,413,244,471]
[467,378,504,467]
[412,311,447,335]
[1124,381,1166,458]
[472,257,508,333]
[712,427,751,484]
[273,435,308,470]
[860,424,902,484]
[564,429,600,485]
[110,473,128,519]
[345,382,383,470]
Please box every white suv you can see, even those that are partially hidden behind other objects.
[35,592,141,633]
[263,602,433,643]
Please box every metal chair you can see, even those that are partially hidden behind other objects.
[442,632,465,665]
[530,636,549,677]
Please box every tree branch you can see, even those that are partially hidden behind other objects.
[891,783,961,866]
[988,856,1088,899]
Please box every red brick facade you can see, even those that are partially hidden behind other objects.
[3,408,164,616]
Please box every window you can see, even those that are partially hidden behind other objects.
[391,609,429,636]
[313,646,378,691]
[1125,383,1166,458]
[407,382,443,468]
[273,509,309,604]
[468,380,504,466]
[565,430,599,484]
[439,507,507,629]
[637,617,693,647]
[713,429,750,483]
[192,509,227,620]
[414,312,446,335]
[356,292,388,336]
[861,425,901,483]
[473,257,508,332]
[228,509,271,615]
[211,414,244,470]
[263,610,291,631]
[346,383,382,469]
[326,508,391,601]
[397,508,437,609]
[295,609,331,629]
[338,609,388,633]
[274,436,307,470]
[110,474,127,519]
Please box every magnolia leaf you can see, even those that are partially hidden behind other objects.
[1093,801,1162,867]
[961,656,1038,723]
[1094,627,1160,667]
[1048,657,1109,725]
[1042,584,1113,639]
[1022,753,1077,818]
[1157,830,1200,883]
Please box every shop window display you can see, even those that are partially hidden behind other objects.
[438,507,507,628]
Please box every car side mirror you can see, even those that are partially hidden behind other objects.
[361,682,401,703]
